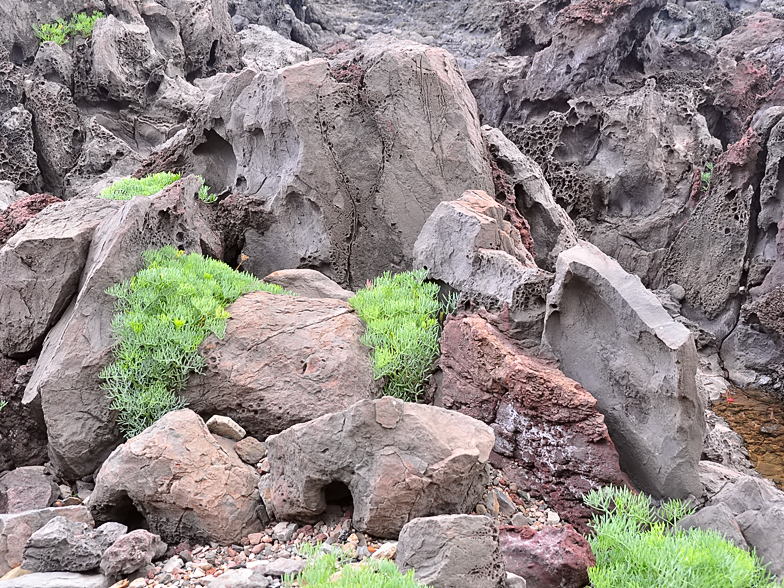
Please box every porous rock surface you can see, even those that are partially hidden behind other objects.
[182,291,381,440]
[24,176,221,479]
[0,506,93,576]
[22,517,126,573]
[89,409,263,545]
[264,397,495,538]
[99,529,167,577]
[433,313,628,531]
[543,242,705,499]
[396,514,505,588]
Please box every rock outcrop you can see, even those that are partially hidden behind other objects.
[264,397,495,538]
[182,291,381,440]
[543,243,704,499]
[434,313,628,530]
[24,177,221,479]
[262,269,353,301]
[89,409,263,545]
[0,467,59,514]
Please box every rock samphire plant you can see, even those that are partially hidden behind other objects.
[584,486,780,588]
[0,399,6,413]
[99,172,216,203]
[102,246,287,438]
[349,269,455,403]
[285,543,423,587]
[33,11,104,46]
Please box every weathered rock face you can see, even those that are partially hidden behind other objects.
[0,506,93,577]
[499,525,594,588]
[0,467,59,514]
[0,194,62,247]
[0,108,41,193]
[543,243,705,499]
[22,517,126,573]
[238,24,312,72]
[482,127,578,273]
[99,529,167,577]
[204,35,492,287]
[262,269,353,301]
[434,313,628,531]
[265,397,495,538]
[90,409,263,545]
[679,503,748,549]
[396,515,505,588]
[0,198,121,358]
[414,190,552,340]
[0,357,48,473]
[182,291,380,440]
[24,177,221,479]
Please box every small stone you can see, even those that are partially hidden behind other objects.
[547,511,561,524]
[506,571,527,588]
[494,489,517,517]
[192,567,206,578]
[129,579,148,588]
[272,522,298,543]
[251,544,264,554]
[234,437,267,465]
[370,542,397,561]
[248,533,264,545]
[206,415,246,441]
[511,513,532,527]
[259,459,271,474]
[484,492,501,517]
[475,504,488,515]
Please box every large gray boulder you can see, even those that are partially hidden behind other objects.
[396,515,505,588]
[22,517,126,573]
[0,506,93,576]
[99,529,167,577]
[678,503,748,549]
[238,24,312,72]
[481,126,577,273]
[413,189,552,339]
[206,34,493,287]
[24,176,221,479]
[0,198,121,358]
[182,291,381,440]
[265,397,495,538]
[543,242,704,499]
[90,409,263,545]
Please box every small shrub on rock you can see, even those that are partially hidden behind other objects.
[286,544,423,587]
[99,172,215,203]
[349,269,454,402]
[584,486,780,588]
[33,11,104,45]
[0,399,6,413]
[102,246,287,438]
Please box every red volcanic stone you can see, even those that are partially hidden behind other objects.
[0,193,62,246]
[499,524,594,588]
[433,313,629,531]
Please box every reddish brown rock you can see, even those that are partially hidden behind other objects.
[499,524,594,588]
[0,194,61,246]
[433,313,628,530]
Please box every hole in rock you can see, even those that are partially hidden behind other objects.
[97,492,149,532]
[323,481,353,512]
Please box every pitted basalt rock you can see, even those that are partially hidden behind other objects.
[0,47,22,115]
[0,107,40,192]
[265,397,495,538]
[33,42,74,87]
[433,313,628,531]
[25,80,83,198]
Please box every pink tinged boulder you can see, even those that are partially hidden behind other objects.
[0,198,121,358]
[0,467,59,514]
[543,242,704,500]
[89,409,263,545]
[23,176,222,480]
[0,506,93,576]
[433,313,628,531]
[265,397,495,539]
[99,530,167,577]
[395,514,505,588]
[182,292,382,440]
[499,525,594,588]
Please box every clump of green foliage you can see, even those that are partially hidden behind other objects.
[99,172,216,203]
[284,543,423,588]
[349,269,455,402]
[0,399,6,413]
[701,162,714,193]
[584,486,780,588]
[33,11,104,46]
[101,246,287,438]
